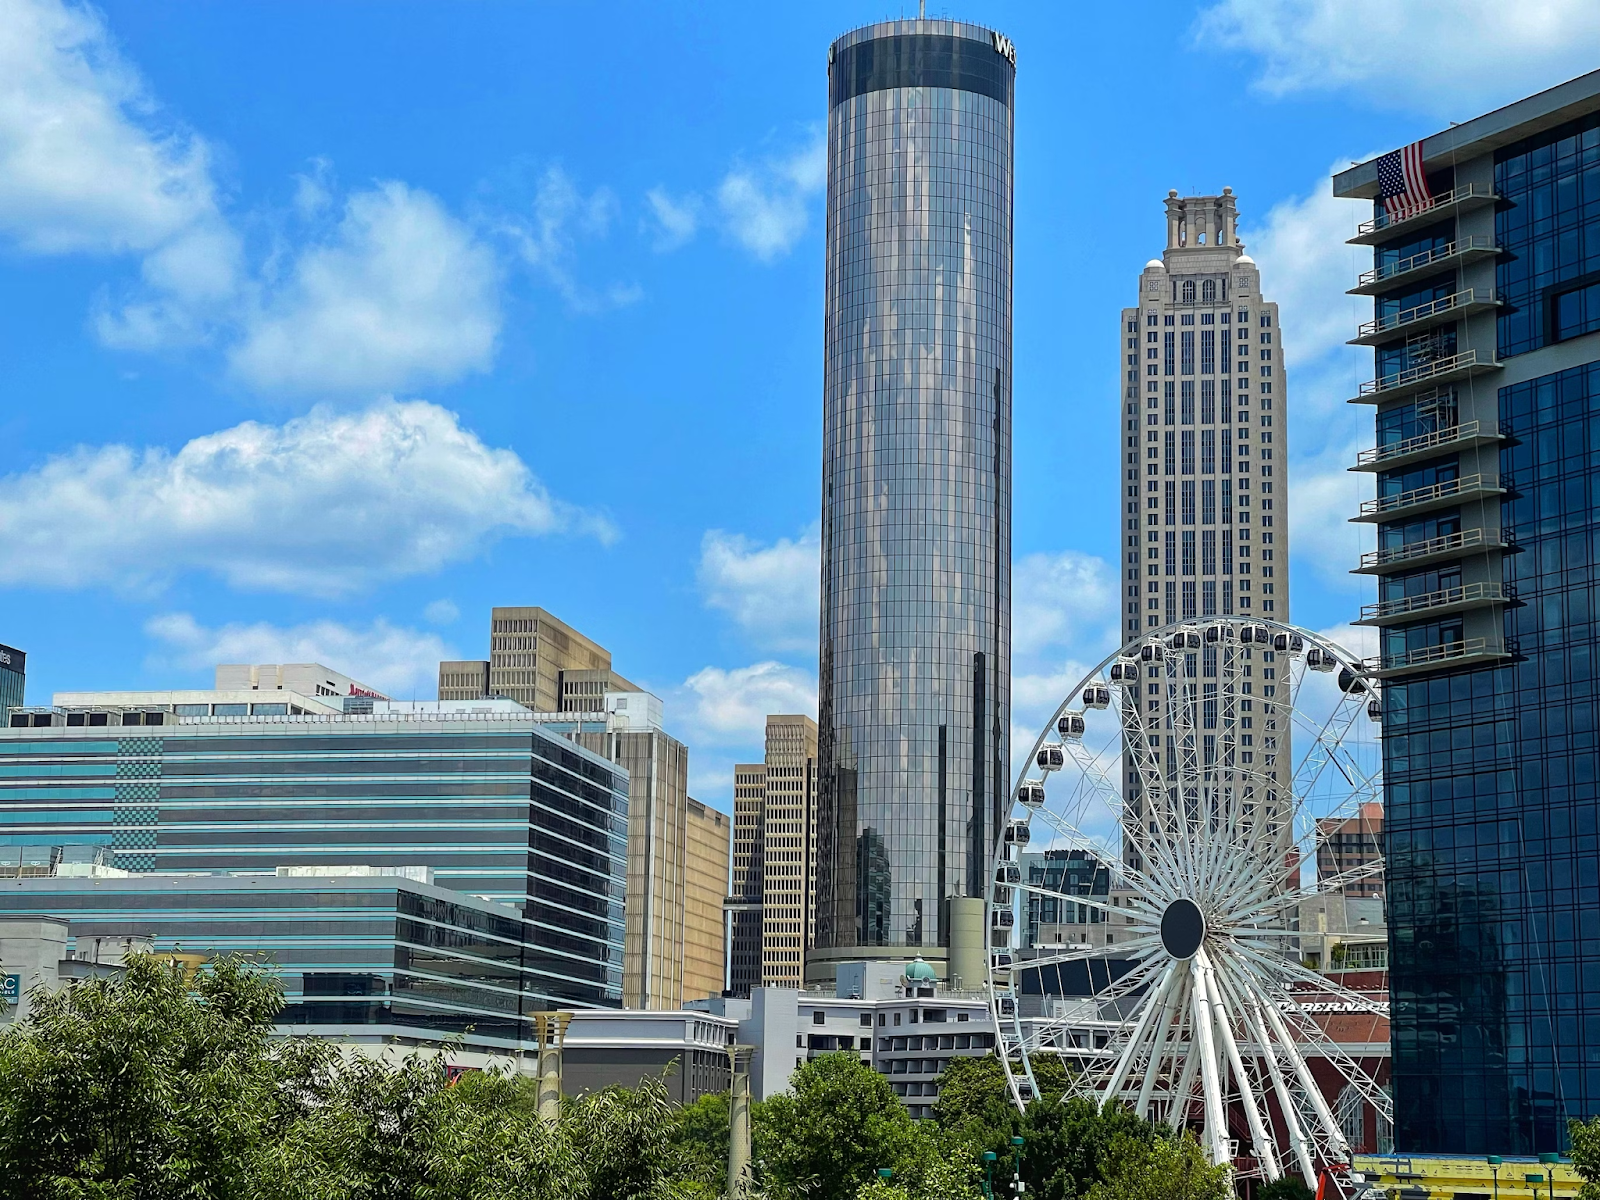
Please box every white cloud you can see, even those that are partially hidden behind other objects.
[675,659,818,799]
[678,661,817,743]
[498,165,641,312]
[643,186,701,252]
[1013,550,1118,663]
[0,399,612,596]
[1290,449,1372,593]
[423,599,460,626]
[230,182,500,394]
[147,612,451,698]
[0,0,221,253]
[1239,165,1370,370]
[0,0,241,342]
[698,525,819,652]
[717,128,826,262]
[1195,0,1600,116]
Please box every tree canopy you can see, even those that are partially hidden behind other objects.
[0,957,1238,1200]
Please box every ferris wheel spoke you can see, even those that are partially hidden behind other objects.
[989,618,1382,1177]
[1209,956,1321,1187]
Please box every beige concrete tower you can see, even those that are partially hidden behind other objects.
[488,607,612,712]
[755,715,818,988]
[728,763,767,998]
[1120,189,1291,867]
[682,797,731,1004]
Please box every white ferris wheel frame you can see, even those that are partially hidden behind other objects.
[984,616,1392,1185]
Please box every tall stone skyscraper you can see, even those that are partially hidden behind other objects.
[1122,191,1287,640]
[1119,191,1291,872]
[813,19,1016,983]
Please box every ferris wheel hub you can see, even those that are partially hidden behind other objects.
[1160,896,1207,959]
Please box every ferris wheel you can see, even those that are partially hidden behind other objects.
[986,617,1391,1186]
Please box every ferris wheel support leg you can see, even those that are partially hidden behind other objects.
[1257,982,1351,1161]
[1202,956,1280,1180]
[1238,983,1317,1188]
[1168,1038,1199,1132]
[1135,974,1187,1119]
[1102,964,1176,1107]
[1188,955,1230,1167]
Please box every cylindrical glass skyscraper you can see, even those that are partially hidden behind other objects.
[813,20,1014,979]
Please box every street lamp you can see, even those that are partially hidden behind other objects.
[1010,1136,1027,1196]
[1486,1155,1500,1200]
[1524,1173,1544,1200]
[982,1150,998,1200]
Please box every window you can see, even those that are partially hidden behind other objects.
[1182,431,1195,474]
[1202,580,1216,616]
[1164,332,1175,375]
[1181,331,1195,375]
[1202,279,1217,302]
[1222,428,1233,473]
[1222,529,1233,572]
[1181,381,1195,424]
[1202,530,1217,574]
[1552,277,1600,342]
[1237,309,1249,325]
[1182,581,1197,617]
[1165,532,1177,575]
[1182,531,1196,575]
[893,1012,902,1026]
[1200,379,1215,424]
[1165,481,1176,524]
[1164,432,1175,474]
[1164,381,1176,424]
[1201,479,1216,524]
[813,1011,824,1025]
[860,1012,873,1027]
[1200,330,1215,374]
[1222,480,1233,523]
[1182,481,1196,524]
[1201,429,1215,473]
[1182,280,1196,302]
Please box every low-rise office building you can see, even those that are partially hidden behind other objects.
[0,707,629,1013]
[0,871,564,1061]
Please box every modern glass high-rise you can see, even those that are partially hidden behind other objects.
[1334,69,1600,1152]
[813,20,1015,981]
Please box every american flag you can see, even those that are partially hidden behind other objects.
[1376,140,1434,222]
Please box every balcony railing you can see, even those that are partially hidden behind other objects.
[1354,421,1482,467]
[1352,184,1498,240]
[1355,289,1486,341]
[1354,236,1497,290]
[1359,473,1492,518]
[1368,637,1489,673]
[1359,581,1507,623]
[1356,349,1496,398]
[1358,527,1501,571]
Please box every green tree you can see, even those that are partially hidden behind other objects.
[666,1090,731,1197]
[1571,1115,1600,1200]
[1019,1096,1166,1200]
[250,1049,583,1200]
[564,1075,695,1200]
[1257,1176,1316,1200]
[1084,1132,1231,1200]
[755,1053,924,1200]
[0,952,286,1200]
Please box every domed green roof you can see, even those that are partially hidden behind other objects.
[904,957,937,982]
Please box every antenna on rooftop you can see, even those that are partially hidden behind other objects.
[919,0,925,16]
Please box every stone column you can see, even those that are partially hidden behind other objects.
[1165,190,1184,249]
[532,1011,572,1123]
[727,1045,755,1199]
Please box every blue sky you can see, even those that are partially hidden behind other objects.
[1,0,1598,807]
